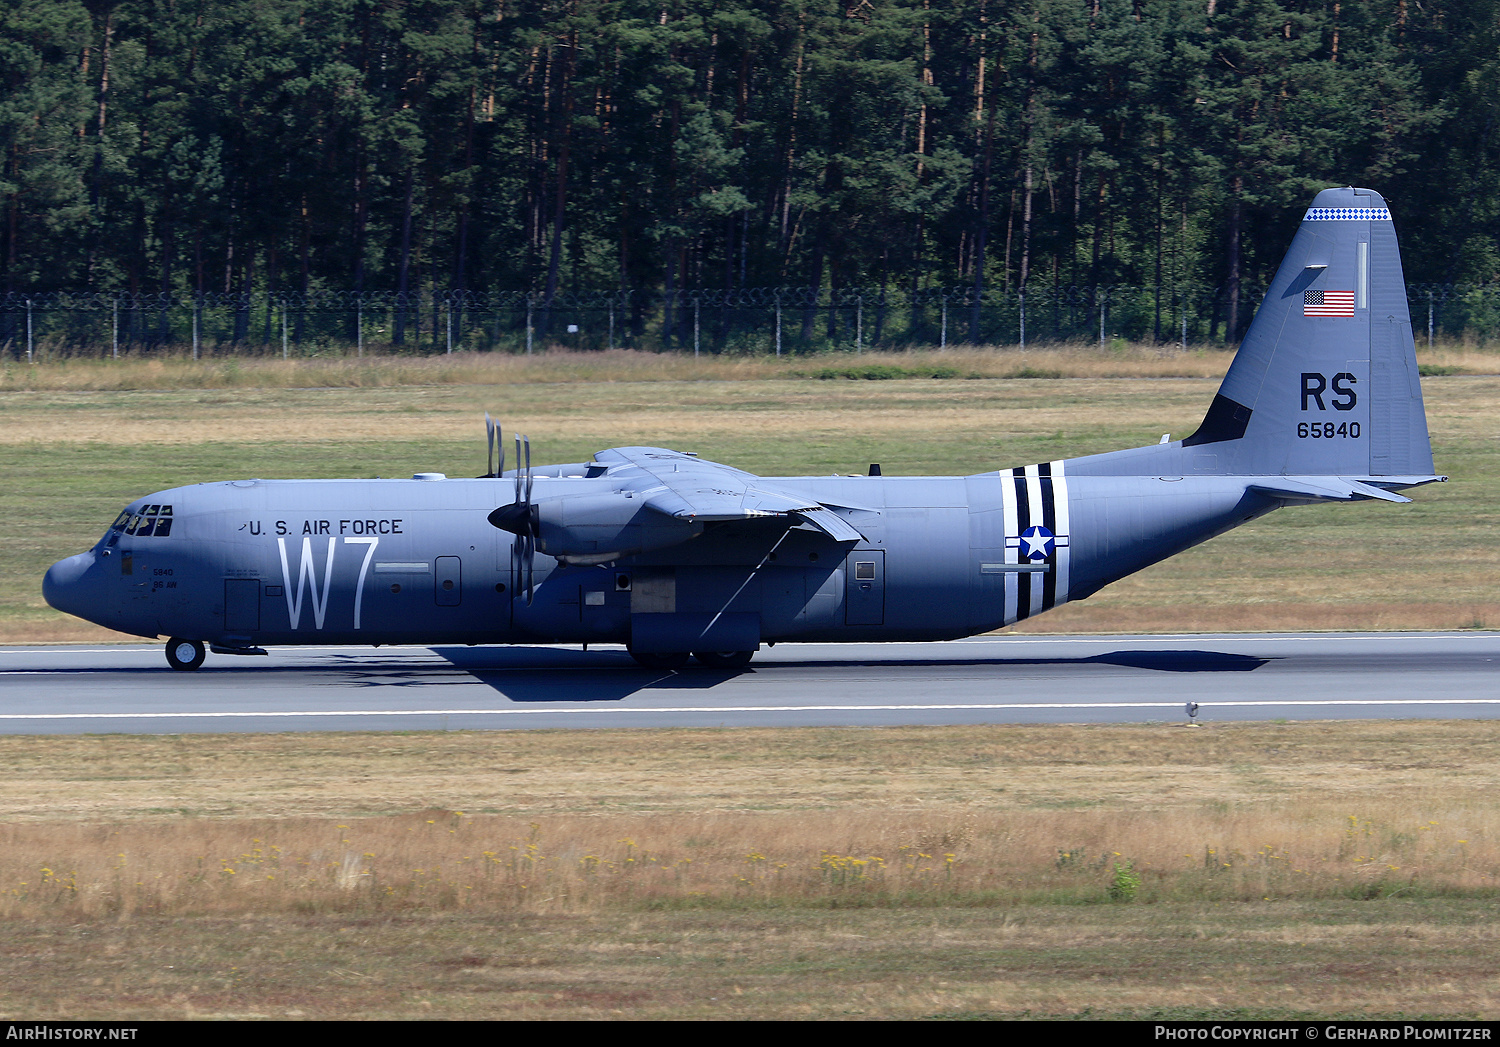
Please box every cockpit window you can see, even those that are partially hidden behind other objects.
[111,504,173,538]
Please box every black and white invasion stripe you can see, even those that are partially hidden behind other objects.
[1002,460,1071,624]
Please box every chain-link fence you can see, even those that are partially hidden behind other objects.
[2,283,1495,359]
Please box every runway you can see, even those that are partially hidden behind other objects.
[1,632,1497,734]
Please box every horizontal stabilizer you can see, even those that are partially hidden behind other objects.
[1248,474,1444,504]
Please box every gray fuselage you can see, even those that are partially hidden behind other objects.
[44,464,1275,650]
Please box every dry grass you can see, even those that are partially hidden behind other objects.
[0,804,1491,922]
[3,340,1494,395]
[0,376,1217,447]
[0,723,1493,822]
[0,344,1245,392]
[0,724,1496,918]
[0,724,1498,1019]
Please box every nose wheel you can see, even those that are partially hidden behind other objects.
[165,638,205,671]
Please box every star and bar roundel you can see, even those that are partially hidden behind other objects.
[1020,525,1056,560]
[1002,461,1071,623]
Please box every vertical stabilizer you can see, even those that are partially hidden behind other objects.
[1180,186,1433,477]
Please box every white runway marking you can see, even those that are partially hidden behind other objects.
[2,697,1499,721]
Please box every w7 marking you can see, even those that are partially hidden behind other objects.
[276,536,380,629]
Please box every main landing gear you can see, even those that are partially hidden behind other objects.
[690,650,755,669]
[165,637,205,671]
[628,649,755,670]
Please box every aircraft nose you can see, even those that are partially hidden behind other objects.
[43,552,102,619]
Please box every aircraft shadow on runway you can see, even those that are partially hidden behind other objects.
[1084,651,1269,673]
[426,646,743,702]
[408,646,1271,703]
[10,648,1268,707]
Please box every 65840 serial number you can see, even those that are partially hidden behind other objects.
[1298,421,1361,439]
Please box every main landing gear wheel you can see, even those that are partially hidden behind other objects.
[165,637,205,671]
[629,650,691,670]
[692,650,755,669]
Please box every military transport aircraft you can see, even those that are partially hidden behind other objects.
[45,186,1442,671]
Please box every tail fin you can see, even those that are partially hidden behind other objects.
[1181,186,1434,478]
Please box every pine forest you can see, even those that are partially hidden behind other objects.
[4,0,1499,352]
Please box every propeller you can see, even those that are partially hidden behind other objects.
[486,433,537,604]
[482,413,506,478]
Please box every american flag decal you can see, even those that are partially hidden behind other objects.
[1304,290,1355,317]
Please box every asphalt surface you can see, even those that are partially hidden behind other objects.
[0,632,1496,734]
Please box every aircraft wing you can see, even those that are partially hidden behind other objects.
[594,447,866,542]
[499,446,870,563]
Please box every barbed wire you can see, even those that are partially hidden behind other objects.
[0,281,1491,313]
[1,281,1492,360]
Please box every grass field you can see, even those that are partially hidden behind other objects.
[5,346,1498,641]
[2,347,1499,1020]
[0,724,1498,1020]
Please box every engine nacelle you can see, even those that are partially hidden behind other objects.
[490,491,702,562]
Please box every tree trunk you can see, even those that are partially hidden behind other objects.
[394,168,415,345]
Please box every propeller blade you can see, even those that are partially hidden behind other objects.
[522,436,535,603]
[524,532,535,604]
[485,413,496,477]
[523,435,533,506]
[514,434,523,503]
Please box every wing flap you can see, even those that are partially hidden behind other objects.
[794,506,865,543]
